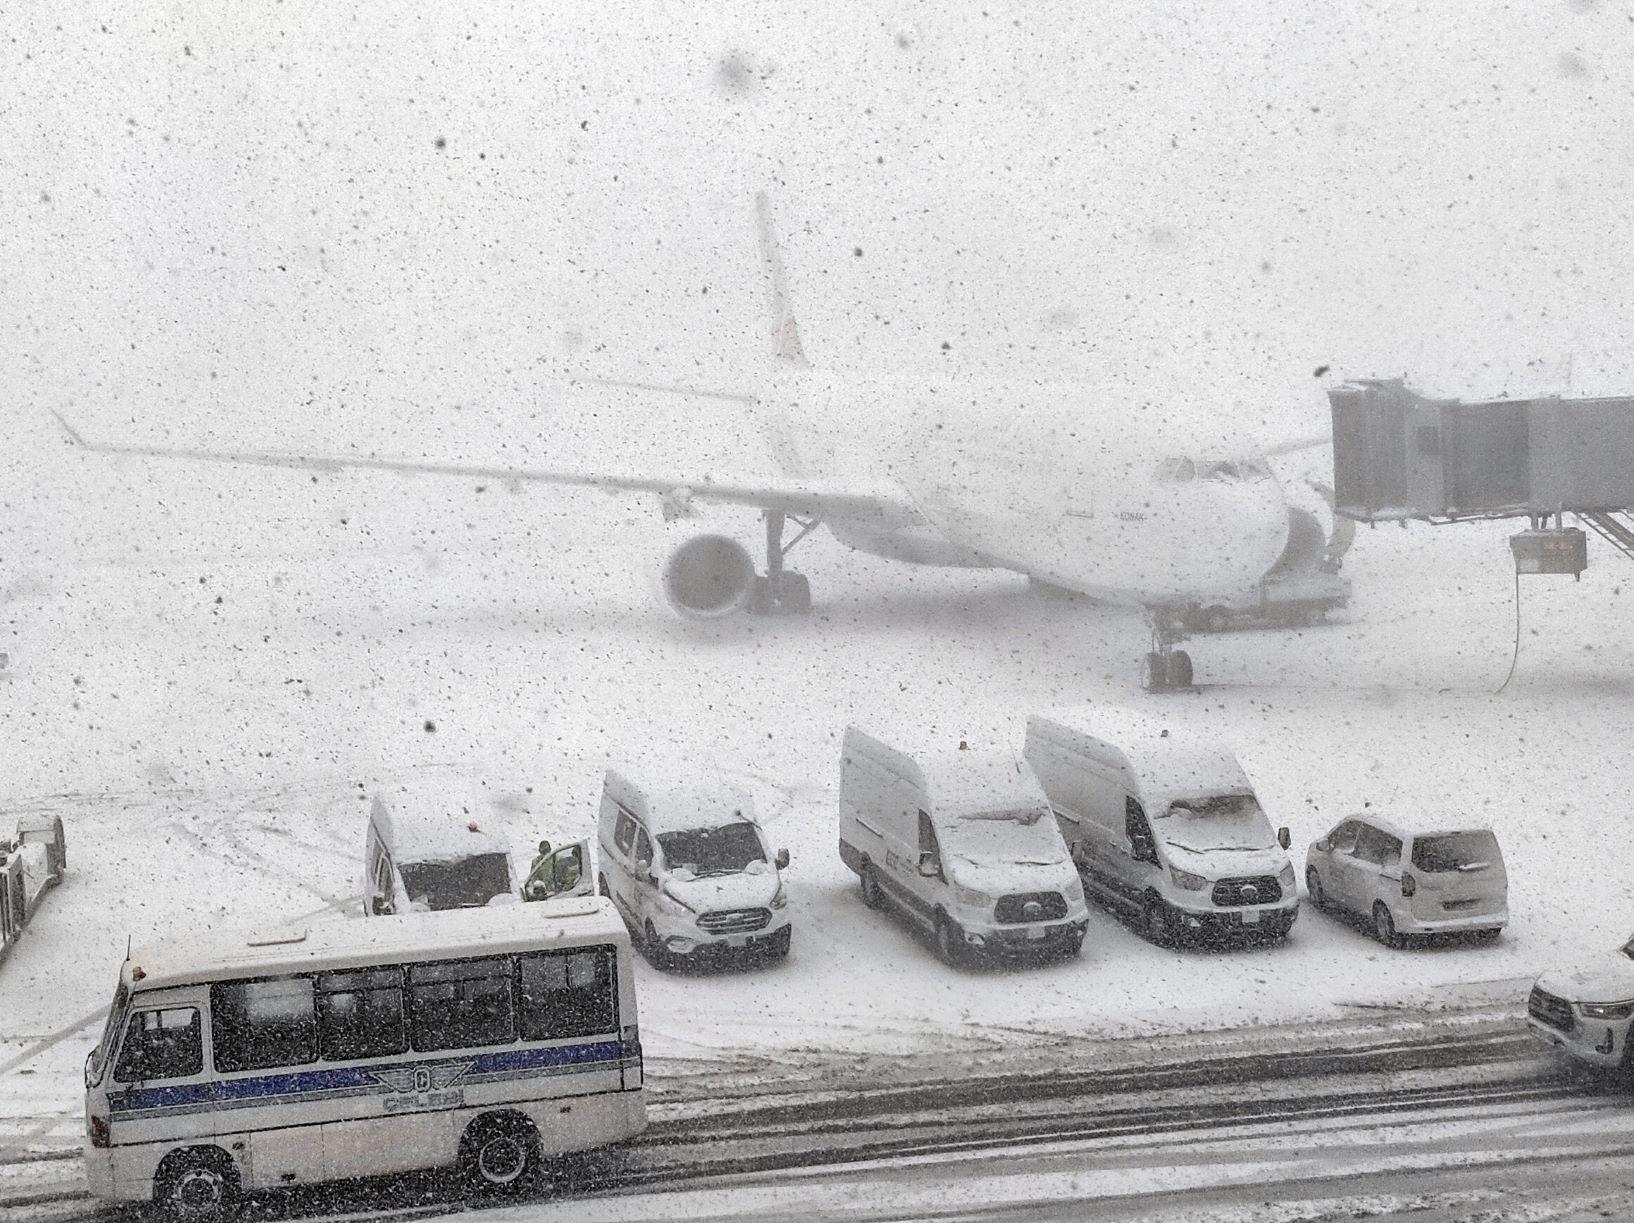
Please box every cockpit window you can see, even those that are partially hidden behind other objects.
[1155,457,1195,482]
[1198,460,1240,481]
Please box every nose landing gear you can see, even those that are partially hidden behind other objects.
[1143,608,1195,693]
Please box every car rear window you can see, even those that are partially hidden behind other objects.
[1411,831,1500,873]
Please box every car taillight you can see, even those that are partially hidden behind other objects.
[1401,873,1416,897]
[88,1114,110,1148]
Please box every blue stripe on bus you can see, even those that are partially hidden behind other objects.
[110,1039,632,1116]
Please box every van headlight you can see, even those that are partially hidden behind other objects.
[1580,1000,1634,1020]
[1063,876,1084,904]
[1279,864,1296,890]
[954,884,992,910]
[1168,866,1208,892]
[770,882,788,910]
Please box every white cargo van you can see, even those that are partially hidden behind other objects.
[837,728,1089,963]
[596,768,791,965]
[364,782,519,916]
[1024,709,1297,945]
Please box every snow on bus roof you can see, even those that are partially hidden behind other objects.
[124,896,624,992]
[603,764,757,835]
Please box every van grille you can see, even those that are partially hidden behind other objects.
[1529,986,1574,1034]
[1211,876,1282,907]
[697,908,772,934]
[994,892,1068,924]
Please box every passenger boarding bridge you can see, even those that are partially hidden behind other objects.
[1329,378,1634,575]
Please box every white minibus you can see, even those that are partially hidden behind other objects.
[83,897,644,1218]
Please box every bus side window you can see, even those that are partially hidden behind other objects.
[408,958,515,1052]
[517,947,617,1042]
[317,968,408,1060]
[211,978,318,1072]
[114,1007,202,1083]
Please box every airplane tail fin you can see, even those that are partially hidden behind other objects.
[755,191,809,368]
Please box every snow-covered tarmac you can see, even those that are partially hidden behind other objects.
[4,404,1632,1160]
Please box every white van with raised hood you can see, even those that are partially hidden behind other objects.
[1529,935,1634,1078]
[837,728,1089,963]
[596,767,791,966]
[1024,708,1297,946]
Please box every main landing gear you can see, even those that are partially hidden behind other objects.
[1143,608,1195,693]
[750,510,817,615]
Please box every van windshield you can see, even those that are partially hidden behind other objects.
[946,808,1066,865]
[658,822,766,878]
[399,853,512,909]
[1411,831,1500,873]
[1159,794,1276,852]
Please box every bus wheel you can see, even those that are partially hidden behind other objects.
[461,1115,541,1196]
[155,1149,240,1222]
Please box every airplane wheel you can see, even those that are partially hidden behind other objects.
[780,572,811,614]
[1168,651,1193,689]
[1143,652,1168,692]
[751,573,812,615]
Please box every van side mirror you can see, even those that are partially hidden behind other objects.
[775,848,790,871]
[1129,835,1157,865]
[917,851,940,879]
[1313,837,1330,854]
[1277,827,1291,850]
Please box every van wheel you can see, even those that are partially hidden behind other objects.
[1306,868,1326,912]
[460,1114,541,1196]
[154,1149,239,1222]
[1143,897,1174,947]
[1373,903,1400,948]
[859,863,883,910]
[642,920,671,969]
[597,873,610,899]
[935,914,964,965]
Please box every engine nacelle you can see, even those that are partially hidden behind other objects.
[662,533,755,618]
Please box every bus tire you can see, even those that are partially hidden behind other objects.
[154,1148,240,1222]
[460,1114,541,1196]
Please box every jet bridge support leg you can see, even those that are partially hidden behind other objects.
[750,510,815,615]
[1144,609,1195,693]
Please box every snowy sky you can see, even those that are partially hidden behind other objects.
[5,0,1634,461]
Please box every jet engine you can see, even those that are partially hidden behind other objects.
[661,533,756,618]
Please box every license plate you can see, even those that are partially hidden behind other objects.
[1027,926,1046,941]
[1241,909,1260,925]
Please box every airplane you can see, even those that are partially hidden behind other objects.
[51,193,1333,692]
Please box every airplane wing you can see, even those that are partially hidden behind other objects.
[49,410,911,524]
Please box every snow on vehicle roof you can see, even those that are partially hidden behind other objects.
[843,727,1047,819]
[1340,811,1498,840]
[123,896,625,993]
[373,778,512,863]
[917,751,1048,820]
[602,765,758,836]
[1029,706,1253,811]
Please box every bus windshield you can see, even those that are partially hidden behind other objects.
[657,823,766,878]
[399,853,513,910]
[86,982,129,1086]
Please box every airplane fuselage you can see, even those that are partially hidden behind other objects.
[757,368,1292,607]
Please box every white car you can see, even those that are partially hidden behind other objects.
[1304,814,1507,947]
[1528,937,1634,1078]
